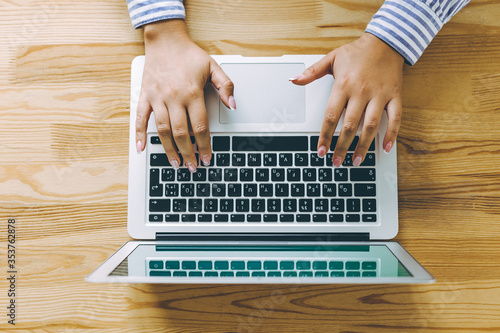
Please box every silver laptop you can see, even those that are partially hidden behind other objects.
[86,55,434,284]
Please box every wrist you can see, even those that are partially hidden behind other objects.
[143,19,191,44]
[360,32,404,66]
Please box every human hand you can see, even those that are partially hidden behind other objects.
[135,19,235,172]
[291,32,404,167]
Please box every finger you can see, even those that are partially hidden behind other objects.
[333,99,366,167]
[383,96,402,153]
[290,51,335,85]
[152,101,181,169]
[317,88,347,158]
[187,96,212,166]
[210,59,236,110]
[135,93,152,153]
[352,98,385,167]
[168,103,198,172]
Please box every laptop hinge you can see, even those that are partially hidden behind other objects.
[155,233,369,242]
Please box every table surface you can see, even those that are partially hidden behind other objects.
[1,0,500,332]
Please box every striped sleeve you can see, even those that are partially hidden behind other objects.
[126,0,185,29]
[365,0,470,65]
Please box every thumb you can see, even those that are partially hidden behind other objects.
[209,59,236,110]
[290,51,336,86]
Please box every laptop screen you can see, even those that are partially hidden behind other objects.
[108,243,412,280]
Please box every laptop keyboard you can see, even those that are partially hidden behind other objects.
[148,134,377,224]
[147,258,377,278]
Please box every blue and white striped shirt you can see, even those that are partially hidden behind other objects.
[126,0,470,65]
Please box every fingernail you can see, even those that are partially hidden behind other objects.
[201,155,211,166]
[333,157,342,167]
[228,95,236,110]
[289,74,303,81]
[186,162,196,173]
[384,141,393,154]
[136,140,142,154]
[318,146,327,157]
[170,159,180,170]
[353,155,362,167]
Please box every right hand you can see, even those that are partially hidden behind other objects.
[135,19,235,172]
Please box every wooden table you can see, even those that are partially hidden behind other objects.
[1,0,499,332]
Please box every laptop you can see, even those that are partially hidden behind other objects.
[86,55,434,284]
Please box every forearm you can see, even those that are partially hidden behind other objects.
[126,0,186,29]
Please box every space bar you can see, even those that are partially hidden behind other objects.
[232,136,308,151]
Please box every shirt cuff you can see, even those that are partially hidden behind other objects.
[365,0,444,65]
[127,0,186,29]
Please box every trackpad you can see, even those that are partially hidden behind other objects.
[219,63,305,124]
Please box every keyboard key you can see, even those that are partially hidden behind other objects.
[231,261,245,270]
[228,183,242,197]
[150,136,161,144]
[235,199,250,212]
[263,261,278,270]
[236,271,250,277]
[307,183,320,197]
[271,168,285,181]
[334,168,348,181]
[338,184,353,197]
[247,214,261,222]
[263,214,278,222]
[330,199,345,212]
[299,199,313,212]
[287,168,300,181]
[177,169,191,181]
[314,199,328,212]
[192,169,207,181]
[362,214,377,222]
[243,184,257,196]
[318,168,332,181]
[230,214,245,222]
[149,214,163,222]
[248,153,261,166]
[181,214,196,222]
[204,271,218,277]
[180,183,195,197]
[346,271,361,277]
[315,271,329,277]
[342,153,353,166]
[350,168,376,181]
[294,153,308,166]
[354,184,376,197]
[313,214,327,222]
[362,199,377,212]
[322,184,336,197]
[198,261,213,270]
[220,199,234,212]
[347,199,361,212]
[247,261,262,270]
[291,183,305,197]
[348,136,359,151]
[268,271,282,277]
[204,198,218,212]
[173,199,187,212]
[189,271,203,277]
[267,199,281,212]
[279,153,293,166]
[368,139,376,151]
[150,184,163,197]
[232,153,246,166]
[165,261,180,269]
[361,153,376,166]
[283,271,297,277]
[329,214,344,222]
[299,271,313,277]
[252,271,266,277]
[215,153,230,167]
[196,184,210,197]
[165,214,180,222]
[283,199,297,212]
[296,214,311,222]
[313,261,327,270]
[362,271,377,277]
[150,199,170,212]
[302,168,316,181]
[149,261,164,269]
[213,136,230,151]
[310,153,324,166]
[150,270,171,277]
[150,169,160,186]
[310,136,319,151]
[182,261,196,269]
[280,261,294,270]
[214,261,229,270]
[188,199,202,212]
[275,184,289,197]
[240,168,253,181]
[150,154,170,166]
[280,214,294,222]
[255,168,269,181]
[263,153,277,166]
[362,261,377,270]
[326,153,334,167]
[232,136,308,151]
[220,271,234,277]
[346,214,360,222]
[208,168,222,181]
[224,168,238,181]
[212,183,226,197]
[330,136,339,151]
[162,168,175,181]
[252,199,265,212]
[296,261,311,270]
[214,214,229,222]
[331,271,345,277]
[329,261,343,270]
[198,214,212,222]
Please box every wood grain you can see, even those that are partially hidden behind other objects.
[1,0,500,332]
